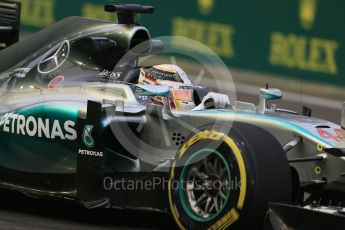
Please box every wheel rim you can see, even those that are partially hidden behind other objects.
[179,148,231,222]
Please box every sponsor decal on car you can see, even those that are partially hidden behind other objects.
[317,127,345,142]
[78,149,103,157]
[0,113,76,140]
[98,70,122,80]
[78,124,103,157]
[37,40,70,74]
[48,75,64,89]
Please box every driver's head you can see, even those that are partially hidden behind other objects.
[138,64,192,86]
[138,64,195,110]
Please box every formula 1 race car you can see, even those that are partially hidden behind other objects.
[0,1,344,229]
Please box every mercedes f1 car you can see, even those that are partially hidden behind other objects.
[0,1,344,229]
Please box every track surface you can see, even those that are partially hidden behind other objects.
[0,190,174,229]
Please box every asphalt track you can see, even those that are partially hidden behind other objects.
[0,82,341,229]
[0,189,175,229]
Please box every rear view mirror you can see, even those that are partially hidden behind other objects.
[259,88,282,100]
[258,88,282,113]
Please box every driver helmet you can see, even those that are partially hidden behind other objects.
[138,64,195,110]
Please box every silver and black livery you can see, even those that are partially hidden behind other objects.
[0,2,344,229]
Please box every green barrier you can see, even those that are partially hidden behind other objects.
[20,0,344,85]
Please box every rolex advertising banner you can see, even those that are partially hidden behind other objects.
[20,0,344,85]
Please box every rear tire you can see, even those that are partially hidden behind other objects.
[168,122,291,229]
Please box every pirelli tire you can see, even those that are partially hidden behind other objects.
[168,122,292,230]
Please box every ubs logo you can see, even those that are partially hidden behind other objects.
[38,40,70,74]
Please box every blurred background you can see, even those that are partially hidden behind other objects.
[19,0,344,123]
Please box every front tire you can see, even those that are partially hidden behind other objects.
[168,123,291,229]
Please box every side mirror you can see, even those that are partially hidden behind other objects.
[259,88,282,100]
[259,88,282,113]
